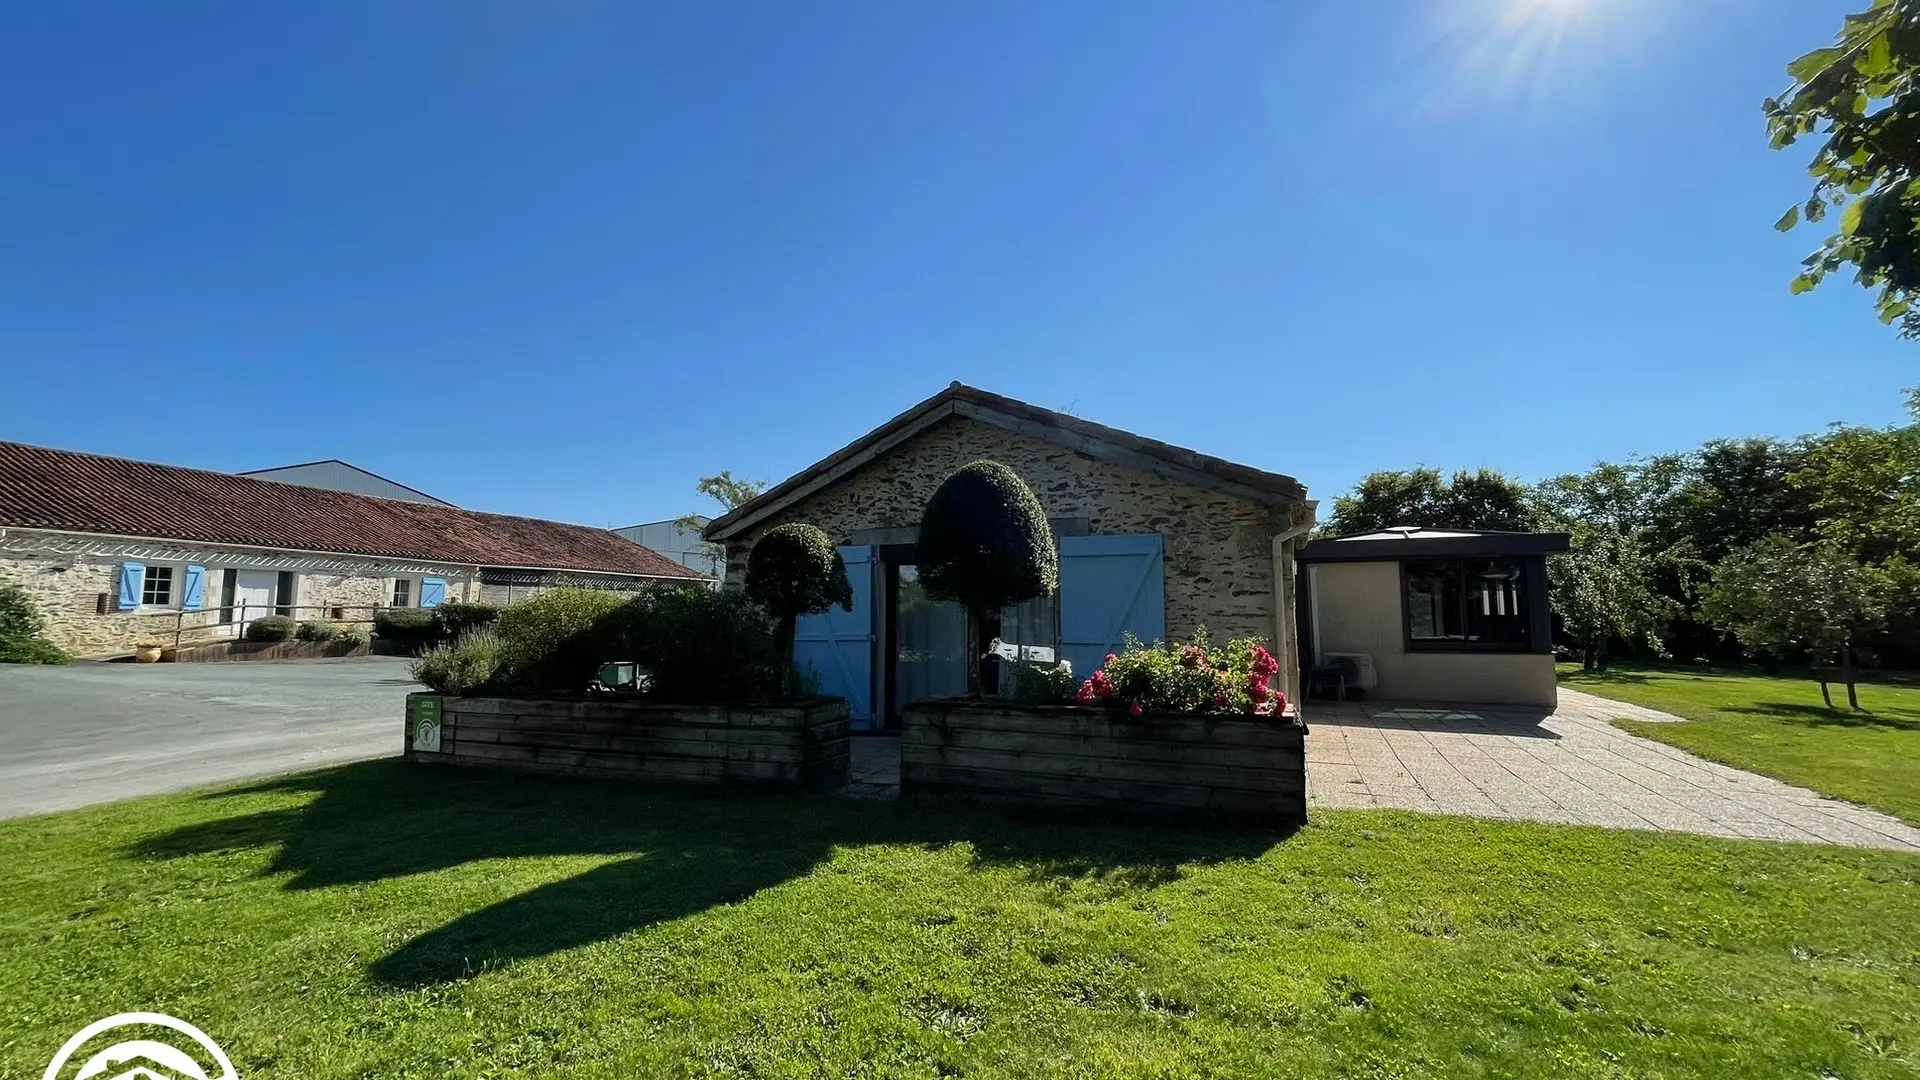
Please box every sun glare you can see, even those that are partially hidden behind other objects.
[1392,0,1660,121]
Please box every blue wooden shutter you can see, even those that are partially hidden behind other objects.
[420,577,448,608]
[793,545,873,729]
[181,565,207,611]
[1057,534,1166,679]
[117,562,145,610]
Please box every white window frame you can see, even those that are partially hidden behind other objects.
[389,576,416,608]
[139,563,180,610]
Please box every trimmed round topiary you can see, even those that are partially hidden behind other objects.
[917,460,1057,612]
[747,524,853,619]
[245,615,297,643]
[917,460,1057,693]
[746,523,852,695]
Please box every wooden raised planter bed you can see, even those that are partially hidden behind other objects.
[405,693,851,792]
[901,700,1306,823]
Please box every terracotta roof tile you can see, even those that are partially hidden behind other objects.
[0,441,703,579]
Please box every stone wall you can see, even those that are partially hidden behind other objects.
[723,414,1304,645]
[0,531,480,658]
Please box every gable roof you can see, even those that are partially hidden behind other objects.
[239,459,456,507]
[0,441,704,579]
[705,383,1307,542]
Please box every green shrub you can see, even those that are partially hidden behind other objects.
[245,615,297,643]
[917,461,1057,691]
[479,584,787,701]
[1076,629,1287,718]
[632,585,786,703]
[435,602,502,641]
[338,628,370,649]
[493,588,631,693]
[745,523,851,693]
[410,629,508,695]
[374,607,438,647]
[295,620,340,642]
[0,585,68,665]
[1005,659,1076,704]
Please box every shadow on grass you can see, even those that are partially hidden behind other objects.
[130,760,1289,988]
[1729,701,1920,731]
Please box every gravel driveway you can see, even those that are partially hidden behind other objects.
[0,657,414,819]
[1307,688,1920,851]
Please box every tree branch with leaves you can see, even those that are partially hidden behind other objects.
[1767,0,1920,335]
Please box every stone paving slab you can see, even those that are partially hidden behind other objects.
[1306,689,1920,852]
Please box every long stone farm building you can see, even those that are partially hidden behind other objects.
[0,441,705,657]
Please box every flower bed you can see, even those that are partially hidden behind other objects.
[405,693,851,792]
[903,631,1304,822]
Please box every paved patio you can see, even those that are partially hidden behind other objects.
[1307,688,1920,851]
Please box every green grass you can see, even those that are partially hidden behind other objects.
[3,763,1919,1077]
[1560,662,1920,826]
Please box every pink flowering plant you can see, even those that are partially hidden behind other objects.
[1075,627,1289,719]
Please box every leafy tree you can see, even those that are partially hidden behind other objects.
[1789,417,1920,564]
[1548,524,1675,672]
[1321,467,1536,536]
[1534,456,1687,534]
[674,471,768,533]
[1665,439,1818,565]
[745,523,853,695]
[1700,536,1891,708]
[1765,1,1920,336]
[917,461,1058,694]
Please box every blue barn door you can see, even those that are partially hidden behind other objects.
[1058,534,1166,680]
[793,545,875,729]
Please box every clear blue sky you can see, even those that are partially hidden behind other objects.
[1,1,1909,527]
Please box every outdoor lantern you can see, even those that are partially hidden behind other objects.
[598,661,637,690]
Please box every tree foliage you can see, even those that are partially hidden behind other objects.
[1321,467,1536,536]
[918,461,1057,693]
[746,523,853,695]
[675,470,769,534]
[1547,524,1675,672]
[0,585,68,665]
[1700,536,1891,706]
[1766,0,1920,335]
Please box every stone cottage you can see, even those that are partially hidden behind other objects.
[704,383,1317,729]
[0,441,706,657]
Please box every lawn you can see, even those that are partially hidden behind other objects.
[1560,662,1920,826]
[3,762,1919,1078]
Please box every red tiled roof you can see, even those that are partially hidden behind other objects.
[0,441,704,579]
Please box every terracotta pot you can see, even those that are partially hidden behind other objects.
[134,644,164,664]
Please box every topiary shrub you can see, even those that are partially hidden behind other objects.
[410,629,508,695]
[917,460,1057,693]
[245,615,297,643]
[745,523,852,695]
[435,602,502,642]
[0,585,68,665]
[295,619,340,642]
